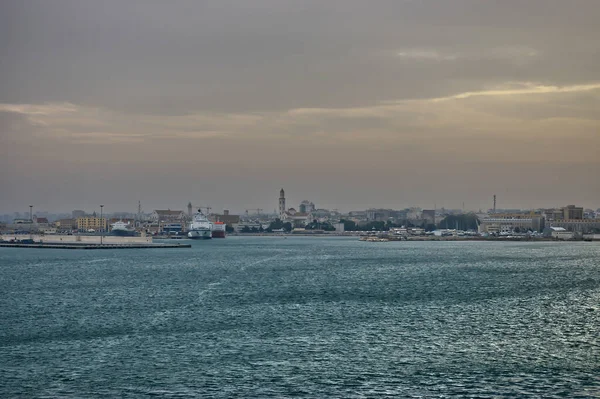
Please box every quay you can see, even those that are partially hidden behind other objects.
[0,234,191,249]
[0,242,191,249]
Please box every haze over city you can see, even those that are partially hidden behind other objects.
[1,0,599,213]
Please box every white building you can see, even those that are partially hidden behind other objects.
[546,226,574,240]
[479,214,544,234]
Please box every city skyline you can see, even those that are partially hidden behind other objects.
[2,188,598,219]
[1,1,599,212]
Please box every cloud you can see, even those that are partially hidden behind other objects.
[432,82,600,102]
[395,45,540,65]
[396,50,458,61]
[1,81,599,164]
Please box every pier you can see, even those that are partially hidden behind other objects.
[0,234,191,249]
[0,242,191,249]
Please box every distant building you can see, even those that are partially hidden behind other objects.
[151,210,188,233]
[72,210,86,219]
[212,210,240,226]
[479,214,545,234]
[348,211,367,219]
[56,218,76,231]
[282,212,311,227]
[277,188,311,226]
[562,205,584,220]
[33,216,49,225]
[544,226,574,240]
[542,209,564,221]
[299,200,316,214]
[151,210,187,223]
[422,210,436,225]
[235,221,264,232]
[13,218,33,225]
[548,219,600,233]
[312,209,332,219]
[334,223,345,233]
[77,216,107,232]
[366,209,393,221]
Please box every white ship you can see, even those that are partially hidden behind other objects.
[111,220,136,236]
[188,210,212,239]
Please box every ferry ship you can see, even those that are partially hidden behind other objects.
[188,210,212,239]
[211,221,226,238]
[111,221,136,236]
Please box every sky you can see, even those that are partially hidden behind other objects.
[1,0,599,214]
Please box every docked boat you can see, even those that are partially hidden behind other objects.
[111,220,136,236]
[211,221,226,238]
[188,210,212,239]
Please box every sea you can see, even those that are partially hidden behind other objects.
[1,237,599,398]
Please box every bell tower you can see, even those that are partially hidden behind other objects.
[279,188,286,218]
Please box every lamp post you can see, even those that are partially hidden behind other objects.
[100,205,104,245]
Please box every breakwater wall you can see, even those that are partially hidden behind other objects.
[1,234,153,244]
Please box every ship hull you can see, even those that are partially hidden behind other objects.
[188,229,212,239]
[112,229,136,237]
[211,222,226,238]
[211,231,226,238]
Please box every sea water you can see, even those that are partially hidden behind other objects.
[1,237,599,397]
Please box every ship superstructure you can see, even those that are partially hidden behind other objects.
[111,221,136,236]
[188,210,212,239]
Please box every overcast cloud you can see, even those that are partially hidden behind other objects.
[1,0,599,213]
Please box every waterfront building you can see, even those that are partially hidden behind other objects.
[548,219,600,233]
[77,216,107,232]
[544,226,575,240]
[479,214,545,234]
